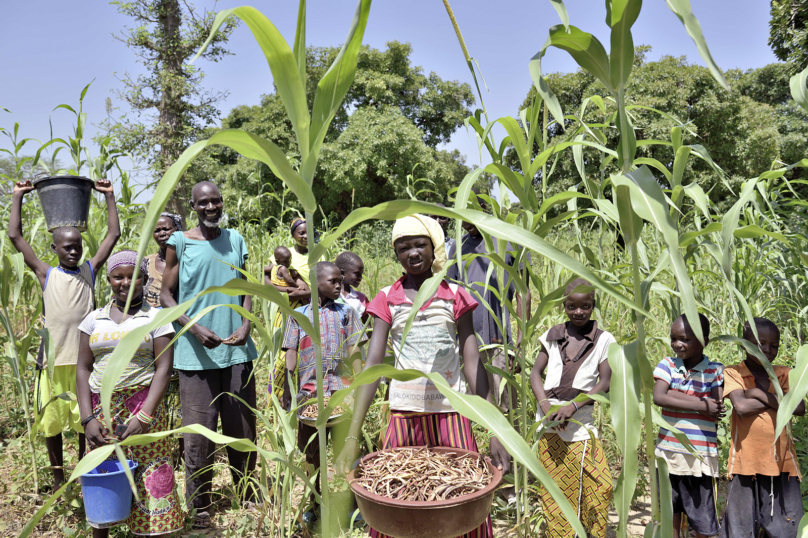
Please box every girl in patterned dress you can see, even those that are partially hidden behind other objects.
[76,251,185,536]
[336,214,510,538]
[530,278,615,538]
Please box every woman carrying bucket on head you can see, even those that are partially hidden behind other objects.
[76,250,184,536]
[336,214,511,538]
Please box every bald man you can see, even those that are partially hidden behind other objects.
[8,178,120,489]
[161,180,259,526]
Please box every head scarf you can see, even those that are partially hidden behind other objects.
[160,212,184,231]
[290,217,306,234]
[107,250,149,280]
[391,214,447,272]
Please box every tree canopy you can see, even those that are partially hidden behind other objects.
[106,0,237,217]
[196,41,474,226]
[511,47,808,208]
[769,0,808,71]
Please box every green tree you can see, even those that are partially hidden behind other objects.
[512,47,808,208]
[195,41,474,225]
[106,0,237,216]
[769,0,808,71]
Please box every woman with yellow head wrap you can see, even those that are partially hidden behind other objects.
[336,214,511,538]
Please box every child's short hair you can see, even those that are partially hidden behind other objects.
[565,277,595,299]
[52,226,81,243]
[335,251,363,271]
[314,261,340,280]
[742,317,780,339]
[676,313,711,340]
[274,245,291,262]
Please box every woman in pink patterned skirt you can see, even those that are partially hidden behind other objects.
[76,250,185,536]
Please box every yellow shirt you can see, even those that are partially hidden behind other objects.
[289,248,310,285]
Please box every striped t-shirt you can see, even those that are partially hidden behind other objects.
[654,355,724,457]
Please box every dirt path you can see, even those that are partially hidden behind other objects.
[608,497,653,537]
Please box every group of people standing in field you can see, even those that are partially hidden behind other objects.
[8,178,806,538]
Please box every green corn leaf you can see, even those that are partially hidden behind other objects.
[614,185,644,247]
[774,345,808,443]
[671,125,683,151]
[720,179,758,279]
[549,0,570,30]
[796,513,808,537]
[492,117,531,179]
[114,443,138,501]
[733,224,788,244]
[664,0,728,90]
[195,7,311,158]
[79,80,93,102]
[321,364,590,538]
[657,457,674,538]
[529,43,565,129]
[304,0,371,180]
[572,134,591,193]
[293,0,307,84]
[163,302,272,356]
[634,158,673,183]
[612,166,704,344]
[310,200,655,321]
[537,191,591,220]
[678,222,722,247]
[624,105,695,136]
[606,0,642,89]
[790,65,808,113]
[682,183,712,221]
[547,25,613,93]
[671,145,692,201]
[608,341,642,538]
[615,95,636,169]
[52,104,77,116]
[526,138,617,180]
[484,163,530,209]
[454,167,487,278]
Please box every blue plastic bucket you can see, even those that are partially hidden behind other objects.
[80,459,138,526]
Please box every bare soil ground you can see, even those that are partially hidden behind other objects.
[0,435,729,538]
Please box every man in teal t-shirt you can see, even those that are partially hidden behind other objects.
[162,181,259,525]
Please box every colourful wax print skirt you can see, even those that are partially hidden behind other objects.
[538,433,612,538]
[87,387,185,535]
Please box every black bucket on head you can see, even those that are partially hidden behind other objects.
[33,175,94,232]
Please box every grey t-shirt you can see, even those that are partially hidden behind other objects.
[446,234,529,345]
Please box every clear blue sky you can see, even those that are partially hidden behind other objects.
[0,0,776,188]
